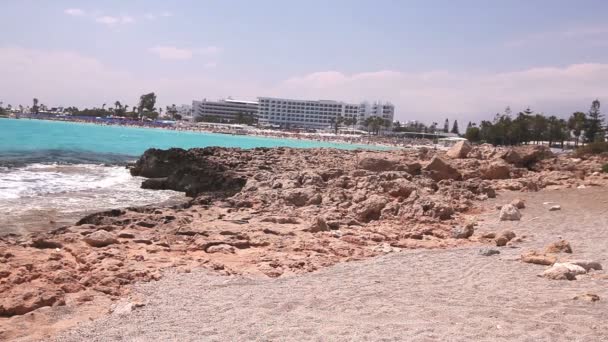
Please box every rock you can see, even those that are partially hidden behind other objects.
[354,195,388,222]
[446,140,472,159]
[552,262,587,275]
[481,232,496,239]
[510,199,525,209]
[357,157,399,172]
[544,240,572,254]
[382,178,416,198]
[423,156,462,181]
[567,260,603,271]
[479,248,500,256]
[573,294,600,302]
[549,205,561,211]
[283,188,322,207]
[481,160,511,180]
[452,222,475,239]
[111,301,134,316]
[84,230,118,247]
[308,217,330,233]
[503,145,554,167]
[499,204,521,221]
[0,288,65,317]
[129,147,247,197]
[494,230,516,246]
[540,264,576,280]
[205,244,236,254]
[521,251,556,265]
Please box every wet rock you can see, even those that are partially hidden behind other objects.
[446,140,472,159]
[84,230,118,248]
[499,204,521,221]
[544,240,572,254]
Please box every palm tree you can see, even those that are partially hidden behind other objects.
[32,98,39,114]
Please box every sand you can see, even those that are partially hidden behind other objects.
[52,187,608,342]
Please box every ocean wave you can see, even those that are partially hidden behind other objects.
[0,149,136,168]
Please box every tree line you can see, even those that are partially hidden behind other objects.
[4,93,185,121]
[463,100,605,147]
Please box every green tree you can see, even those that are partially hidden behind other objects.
[32,98,39,114]
[568,112,587,147]
[585,99,605,142]
[450,120,460,135]
[465,126,481,142]
[443,118,449,133]
[138,92,157,119]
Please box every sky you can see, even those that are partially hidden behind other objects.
[1,0,608,125]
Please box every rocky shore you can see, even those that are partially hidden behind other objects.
[1,142,607,340]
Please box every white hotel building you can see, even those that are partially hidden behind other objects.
[257,97,395,129]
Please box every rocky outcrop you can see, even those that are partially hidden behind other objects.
[502,145,554,168]
[129,147,247,197]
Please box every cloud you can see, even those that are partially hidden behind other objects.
[148,46,194,60]
[64,8,85,16]
[1,46,606,125]
[95,15,135,26]
[149,46,222,61]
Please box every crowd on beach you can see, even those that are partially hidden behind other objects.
[12,114,437,149]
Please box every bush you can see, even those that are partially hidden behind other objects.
[574,142,608,157]
[602,163,608,173]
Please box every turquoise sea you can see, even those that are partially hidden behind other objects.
[0,118,383,233]
[0,118,384,161]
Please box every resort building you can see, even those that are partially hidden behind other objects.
[192,98,259,122]
[257,97,395,129]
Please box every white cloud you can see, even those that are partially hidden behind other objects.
[148,46,194,60]
[144,11,173,20]
[160,11,173,17]
[144,13,157,20]
[204,62,218,69]
[64,8,85,16]
[95,15,135,26]
[1,47,606,125]
[149,46,222,61]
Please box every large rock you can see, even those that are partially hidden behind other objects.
[540,264,576,280]
[452,222,475,239]
[282,188,322,207]
[446,140,472,159]
[521,251,556,265]
[423,156,462,181]
[481,160,512,180]
[130,147,247,197]
[567,260,603,271]
[381,178,416,198]
[499,204,521,221]
[354,195,389,222]
[84,230,118,247]
[503,145,554,167]
[494,230,516,246]
[0,287,65,317]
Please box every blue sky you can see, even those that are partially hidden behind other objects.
[1,0,607,124]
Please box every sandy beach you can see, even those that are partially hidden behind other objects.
[54,187,608,342]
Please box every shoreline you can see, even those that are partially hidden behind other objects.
[1,144,606,340]
[1,116,435,150]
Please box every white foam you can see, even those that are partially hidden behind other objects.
[0,164,183,219]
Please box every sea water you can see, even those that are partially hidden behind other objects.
[0,118,383,234]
